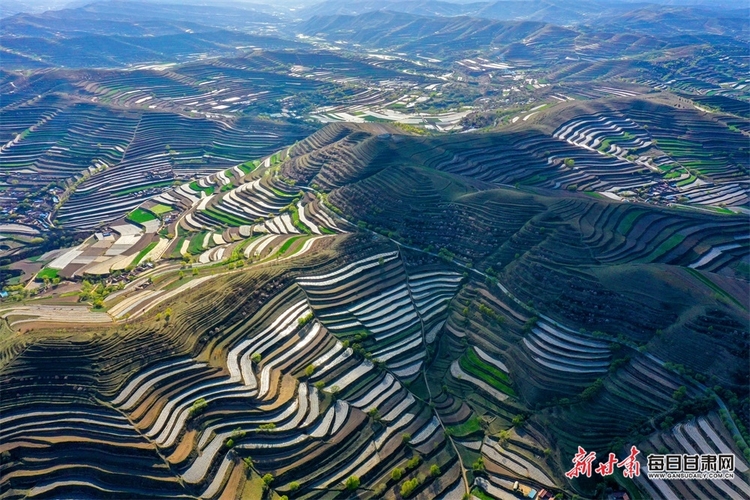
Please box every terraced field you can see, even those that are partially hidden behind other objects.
[22,144,349,292]
[299,252,462,380]
[2,89,748,500]
[1,239,473,499]
[289,122,747,498]
[636,413,750,499]
[0,93,315,229]
[549,103,749,208]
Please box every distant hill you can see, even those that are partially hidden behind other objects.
[0,1,304,68]
[299,11,565,59]
[297,9,744,62]
[297,0,749,32]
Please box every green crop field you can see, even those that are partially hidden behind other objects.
[35,268,59,281]
[132,241,158,266]
[149,204,173,215]
[126,208,158,224]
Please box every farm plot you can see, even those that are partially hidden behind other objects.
[417,128,656,193]
[33,222,156,278]
[178,160,345,240]
[564,197,750,275]
[282,123,393,190]
[0,97,137,188]
[54,112,268,228]
[100,278,456,498]
[456,346,516,399]
[36,102,312,229]
[520,322,611,376]
[480,435,559,493]
[543,355,705,457]
[553,115,652,157]
[634,412,750,499]
[623,103,749,208]
[331,164,545,266]
[0,338,191,499]
[3,91,749,500]
[297,252,462,380]
[0,304,111,327]
[30,141,348,278]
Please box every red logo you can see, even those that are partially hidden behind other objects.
[595,453,618,476]
[567,446,642,479]
[618,446,642,478]
[565,446,597,478]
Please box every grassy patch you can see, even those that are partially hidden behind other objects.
[225,236,263,263]
[36,268,59,281]
[676,174,697,187]
[270,186,294,198]
[170,237,186,259]
[648,233,686,261]
[459,348,516,397]
[448,416,482,437]
[471,488,495,500]
[162,275,199,292]
[706,206,737,215]
[203,208,253,227]
[132,241,158,266]
[289,205,310,234]
[150,204,173,215]
[189,181,215,196]
[188,232,209,255]
[238,161,258,175]
[363,115,393,123]
[276,236,303,256]
[127,208,158,225]
[685,268,745,310]
[617,209,645,235]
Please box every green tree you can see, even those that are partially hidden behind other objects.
[344,476,360,491]
[406,456,421,469]
[400,478,421,498]
[367,407,381,422]
[189,398,208,417]
[391,467,404,481]
[673,386,687,401]
[512,414,526,427]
